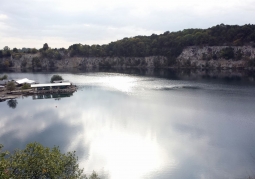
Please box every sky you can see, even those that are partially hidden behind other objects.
[0,0,255,49]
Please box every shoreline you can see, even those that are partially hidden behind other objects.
[0,86,78,102]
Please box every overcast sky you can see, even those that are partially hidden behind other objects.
[0,0,255,49]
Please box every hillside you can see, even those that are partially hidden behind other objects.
[1,24,255,70]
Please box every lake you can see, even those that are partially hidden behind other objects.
[1,70,255,179]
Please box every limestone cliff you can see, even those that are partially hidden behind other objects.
[1,46,255,70]
[177,46,255,69]
[4,55,168,69]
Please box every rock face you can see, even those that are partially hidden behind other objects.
[1,46,255,70]
[177,46,255,69]
[2,55,168,70]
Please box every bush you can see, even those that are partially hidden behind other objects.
[0,142,99,179]
[220,47,235,60]
[22,83,31,89]
[6,81,16,91]
[0,75,7,80]
[50,74,63,83]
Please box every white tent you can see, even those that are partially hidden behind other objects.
[15,78,36,85]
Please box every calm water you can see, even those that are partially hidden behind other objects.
[1,72,255,179]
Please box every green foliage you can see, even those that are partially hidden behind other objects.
[2,24,255,66]
[31,48,38,54]
[21,60,27,68]
[12,48,18,53]
[22,83,31,89]
[0,142,97,179]
[42,49,62,60]
[220,47,235,60]
[1,46,11,57]
[51,74,63,83]
[0,75,7,80]
[6,81,16,91]
[32,57,42,69]
[0,144,9,178]
[43,43,49,51]
[65,24,255,63]
[0,60,11,69]
[49,59,55,68]
[3,46,10,51]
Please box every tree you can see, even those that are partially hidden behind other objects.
[0,142,99,179]
[0,75,7,80]
[6,82,16,91]
[3,46,10,51]
[43,43,49,51]
[12,48,18,53]
[51,74,63,83]
[31,48,38,54]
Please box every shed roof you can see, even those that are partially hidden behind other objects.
[31,82,71,88]
[16,78,36,84]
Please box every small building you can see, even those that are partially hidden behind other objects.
[31,82,71,91]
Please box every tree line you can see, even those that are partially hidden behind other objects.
[1,24,255,66]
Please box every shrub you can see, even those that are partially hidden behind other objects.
[50,74,63,83]
[6,81,16,91]
[0,142,99,179]
[220,47,235,60]
[0,75,7,80]
[22,83,31,89]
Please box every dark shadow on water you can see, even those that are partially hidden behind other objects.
[7,99,18,109]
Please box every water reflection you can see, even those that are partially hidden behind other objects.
[7,99,18,109]
[0,72,255,179]
[32,93,74,100]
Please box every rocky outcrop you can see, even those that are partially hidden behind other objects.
[177,46,255,69]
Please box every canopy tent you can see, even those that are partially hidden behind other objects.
[15,78,36,85]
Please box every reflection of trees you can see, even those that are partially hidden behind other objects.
[7,99,18,109]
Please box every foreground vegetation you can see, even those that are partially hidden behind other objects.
[0,142,99,179]
[0,24,255,69]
